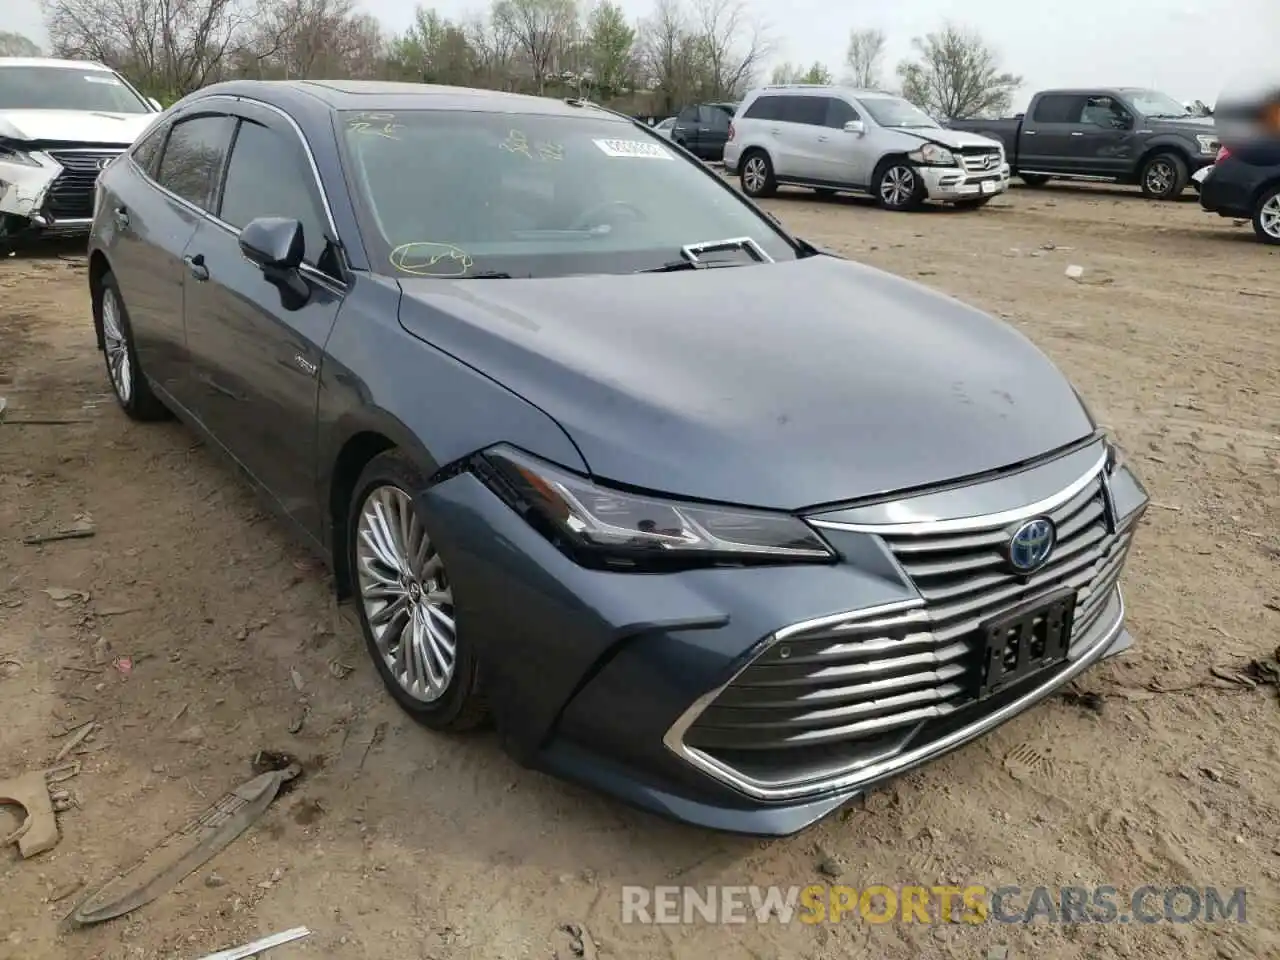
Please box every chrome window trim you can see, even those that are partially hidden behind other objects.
[663,589,1125,803]
[809,448,1109,536]
[124,95,349,291]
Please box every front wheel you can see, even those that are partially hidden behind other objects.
[1140,152,1188,200]
[1252,185,1280,245]
[874,161,925,211]
[348,451,489,731]
[95,271,169,421]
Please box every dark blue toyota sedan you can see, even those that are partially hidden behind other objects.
[87,79,1149,835]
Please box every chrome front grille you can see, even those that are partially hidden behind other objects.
[45,150,122,220]
[959,149,1002,174]
[678,468,1140,792]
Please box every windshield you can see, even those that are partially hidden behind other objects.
[0,66,150,113]
[1123,90,1188,118]
[860,96,939,129]
[339,109,796,279]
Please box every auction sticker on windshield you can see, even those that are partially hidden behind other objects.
[593,139,673,160]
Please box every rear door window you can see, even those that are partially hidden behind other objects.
[743,96,781,121]
[781,96,828,126]
[1031,94,1084,124]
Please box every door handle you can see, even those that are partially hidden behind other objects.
[698,127,709,132]
[817,135,830,142]
[183,253,209,282]
[1024,130,1037,136]
[113,207,129,228]
[769,128,781,135]
[1070,131,1084,137]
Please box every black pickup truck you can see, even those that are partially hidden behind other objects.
[947,88,1221,200]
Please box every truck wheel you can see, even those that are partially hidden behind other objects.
[874,160,925,211]
[1252,185,1280,245]
[1020,174,1050,187]
[1140,152,1188,200]
[740,150,776,198]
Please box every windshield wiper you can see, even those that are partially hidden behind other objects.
[637,236,774,274]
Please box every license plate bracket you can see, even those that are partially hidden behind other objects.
[979,180,996,194]
[977,588,1076,699]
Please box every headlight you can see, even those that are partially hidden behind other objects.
[1195,134,1219,155]
[0,142,41,167]
[908,143,956,166]
[477,447,836,569]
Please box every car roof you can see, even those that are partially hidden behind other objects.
[0,57,115,71]
[188,79,626,120]
[747,84,897,100]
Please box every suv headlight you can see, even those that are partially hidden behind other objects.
[0,142,41,167]
[908,143,956,166]
[1195,134,1219,155]
[477,447,835,569]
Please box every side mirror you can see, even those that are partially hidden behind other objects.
[843,120,865,136]
[239,216,305,272]
[147,97,163,112]
[1116,114,1134,130]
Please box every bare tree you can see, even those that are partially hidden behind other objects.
[843,27,884,89]
[41,0,265,97]
[464,12,516,89]
[896,22,1020,119]
[0,31,43,56]
[491,0,577,95]
[637,0,700,112]
[691,0,767,100]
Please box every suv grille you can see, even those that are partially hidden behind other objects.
[45,150,122,220]
[958,149,1002,174]
[679,471,1139,788]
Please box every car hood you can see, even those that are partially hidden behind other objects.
[0,109,155,145]
[397,257,1094,510]
[896,126,1003,151]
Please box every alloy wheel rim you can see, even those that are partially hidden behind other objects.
[1260,196,1280,238]
[882,166,915,206]
[744,157,765,192]
[356,484,457,703]
[1146,161,1173,194]
[101,288,132,404]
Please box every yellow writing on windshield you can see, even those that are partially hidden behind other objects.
[500,129,564,161]
[348,112,402,139]
[389,241,474,278]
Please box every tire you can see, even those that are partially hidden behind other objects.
[1140,152,1188,200]
[1020,174,1051,187]
[953,197,992,209]
[740,150,776,198]
[873,159,925,211]
[1252,184,1280,245]
[347,450,489,732]
[94,271,169,421]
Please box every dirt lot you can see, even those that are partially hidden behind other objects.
[1,183,1278,960]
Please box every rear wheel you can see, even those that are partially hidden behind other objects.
[95,271,169,421]
[874,160,925,211]
[1140,152,1188,200]
[1020,173,1051,187]
[740,150,776,198]
[348,451,489,731]
[1252,185,1280,245]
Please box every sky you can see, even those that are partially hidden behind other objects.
[7,0,1278,111]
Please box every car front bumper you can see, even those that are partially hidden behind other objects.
[920,162,1011,201]
[1,147,121,241]
[419,439,1148,836]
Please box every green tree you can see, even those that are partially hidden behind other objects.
[586,1,634,97]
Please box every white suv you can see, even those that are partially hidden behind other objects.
[723,85,1011,211]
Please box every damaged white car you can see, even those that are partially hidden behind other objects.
[0,57,160,250]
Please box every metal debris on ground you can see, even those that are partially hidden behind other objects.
[194,926,312,960]
[0,770,61,857]
[69,760,302,926]
[23,524,96,545]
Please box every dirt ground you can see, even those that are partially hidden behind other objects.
[1,182,1278,960]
